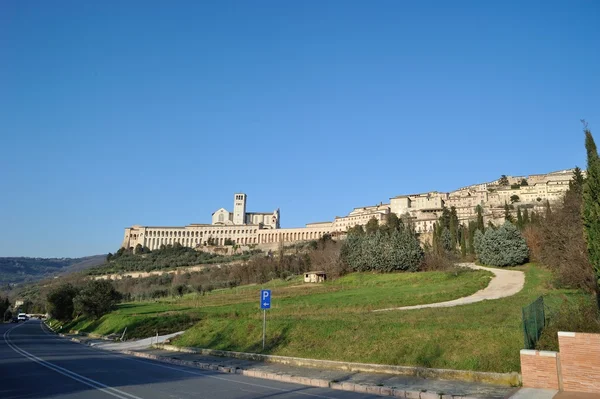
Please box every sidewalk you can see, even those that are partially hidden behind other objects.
[66,334,517,398]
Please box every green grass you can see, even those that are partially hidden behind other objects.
[58,265,590,373]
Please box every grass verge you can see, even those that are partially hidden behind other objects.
[56,265,591,373]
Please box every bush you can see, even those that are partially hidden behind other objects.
[341,229,424,272]
[537,295,600,351]
[421,250,456,271]
[474,221,529,266]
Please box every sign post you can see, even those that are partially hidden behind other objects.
[260,289,271,350]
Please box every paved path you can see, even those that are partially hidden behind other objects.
[373,263,525,312]
[88,331,184,351]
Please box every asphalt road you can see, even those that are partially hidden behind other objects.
[1,320,381,399]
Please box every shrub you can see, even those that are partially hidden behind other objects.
[474,221,529,267]
[420,250,456,271]
[537,295,600,351]
[341,229,424,272]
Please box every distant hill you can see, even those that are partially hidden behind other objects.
[0,255,106,284]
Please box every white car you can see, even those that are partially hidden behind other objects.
[17,313,28,322]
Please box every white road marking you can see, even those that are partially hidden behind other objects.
[38,321,354,399]
[4,323,145,399]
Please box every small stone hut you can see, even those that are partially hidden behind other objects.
[304,271,327,283]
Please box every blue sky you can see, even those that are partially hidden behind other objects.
[1,1,599,258]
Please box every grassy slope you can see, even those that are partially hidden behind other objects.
[58,265,589,373]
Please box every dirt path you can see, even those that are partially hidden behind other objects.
[373,263,525,312]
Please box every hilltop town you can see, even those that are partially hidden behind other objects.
[122,168,579,251]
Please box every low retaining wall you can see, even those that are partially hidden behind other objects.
[519,350,559,390]
[520,331,600,393]
[155,344,521,386]
[558,331,600,393]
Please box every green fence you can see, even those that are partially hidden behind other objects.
[522,296,546,349]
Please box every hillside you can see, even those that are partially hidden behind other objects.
[86,245,260,276]
[0,255,106,284]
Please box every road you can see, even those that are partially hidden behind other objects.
[1,321,381,399]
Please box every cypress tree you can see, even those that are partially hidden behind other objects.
[504,202,514,223]
[468,221,477,255]
[476,205,484,232]
[450,206,459,247]
[531,211,538,225]
[460,227,467,257]
[517,207,523,229]
[582,127,600,307]
[523,208,530,226]
[545,200,552,219]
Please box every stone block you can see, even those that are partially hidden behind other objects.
[404,390,421,399]
[420,392,441,399]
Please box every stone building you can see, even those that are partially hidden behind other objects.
[121,169,581,251]
[122,193,333,251]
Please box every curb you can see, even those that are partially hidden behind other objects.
[117,349,484,399]
[153,344,521,387]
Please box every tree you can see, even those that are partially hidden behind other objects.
[520,179,529,186]
[474,221,529,266]
[365,217,379,235]
[74,280,122,319]
[564,165,585,212]
[441,228,453,252]
[468,221,477,255]
[523,208,530,226]
[460,227,467,257]
[510,195,520,203]
[4,308,12,322]
[583,126,600,306]
[439,208,451,231]
[134,244,143,254]
[386,213,401,232]
[341,229,423,272]
[499,175,509,186]
[106,253,113,262]
[475,205,484,232]
[347,224,365,236]
[545,200,552,219]
[530,211,538,225]
[516,207,523,229]
[0,296,9,320]
[449,207,459,247]
[47,283,79,322]
[536,164,594,291]
[504,202,514,223]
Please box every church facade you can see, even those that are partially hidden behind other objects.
[121,193,333,251]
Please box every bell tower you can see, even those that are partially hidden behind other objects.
[233,193,247,225]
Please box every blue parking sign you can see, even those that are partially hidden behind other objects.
[260,290,271,309]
